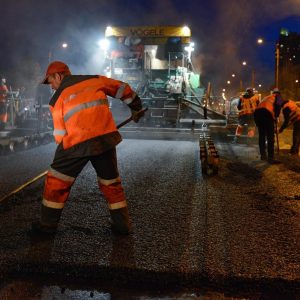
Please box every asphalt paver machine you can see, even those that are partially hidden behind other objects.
[0,89,53,154]
[102,25,211,128]
[102,26,223,174]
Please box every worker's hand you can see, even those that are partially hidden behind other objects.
[131,108,145,123]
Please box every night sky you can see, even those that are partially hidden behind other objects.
[1,0,300,95]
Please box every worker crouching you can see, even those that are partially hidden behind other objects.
[32,61,145,235]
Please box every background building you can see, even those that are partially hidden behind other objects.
[276,28,300,100]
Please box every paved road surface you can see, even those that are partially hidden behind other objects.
[0,133,299,299]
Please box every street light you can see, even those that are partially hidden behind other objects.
[257,38,264,45]
[48,42,69,63]
[225,72,240,95]
[257,36,279,89]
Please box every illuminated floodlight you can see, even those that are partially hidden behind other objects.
[227,80,231,84]
[105,26,113,37]
[62,43,68,48]
[98,39,110,51]
[232,73,235,77]
[242,61,247,66]
[182,26,191,36]
[296,79,299,83]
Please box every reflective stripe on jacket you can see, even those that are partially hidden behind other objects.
[50,75,136,149]
[239,95,259,116]
[282,100,300,126]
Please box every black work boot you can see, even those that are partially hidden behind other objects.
[32,205,63,234]
[109,207,132,235]
[268,157,281,164]
[261,153,268,161]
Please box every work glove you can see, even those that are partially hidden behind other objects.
[131,108,145,123]
[128,94,144,123]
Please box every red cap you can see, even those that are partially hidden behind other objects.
[42,61,71,84]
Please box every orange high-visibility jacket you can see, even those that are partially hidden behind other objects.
[50,75,136,149]
[239,94,259,116]
[256,94,277,119]
[282,100,300,126]
[0,84,8,103]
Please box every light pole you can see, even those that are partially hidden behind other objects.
[275,42,280,88]
[242,60,256,88]
[256,36,280,92]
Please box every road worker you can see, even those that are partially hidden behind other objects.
[254,88,283,164]
[279,99,300,156]
[0,76,8,130]
[232,87,259,143]
[32,61,145,235]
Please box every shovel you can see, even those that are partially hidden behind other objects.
[117,107,148,129]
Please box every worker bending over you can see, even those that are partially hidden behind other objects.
[32,61,145,235]
[254,88,283,164]
[279,99,300,156]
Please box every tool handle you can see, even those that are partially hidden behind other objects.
[117,107,148,129]
[274,119,280,153]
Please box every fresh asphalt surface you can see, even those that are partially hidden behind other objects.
[0,129,299,299]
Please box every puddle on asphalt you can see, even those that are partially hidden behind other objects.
[1,279,297,299]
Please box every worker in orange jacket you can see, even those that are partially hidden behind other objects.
[254,88,283,164]
[32,61,145,235]
[232,87,259,143]
[0,76,8,130]
[279,100,300,156]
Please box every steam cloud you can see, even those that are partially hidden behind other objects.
[0,0,299,96]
